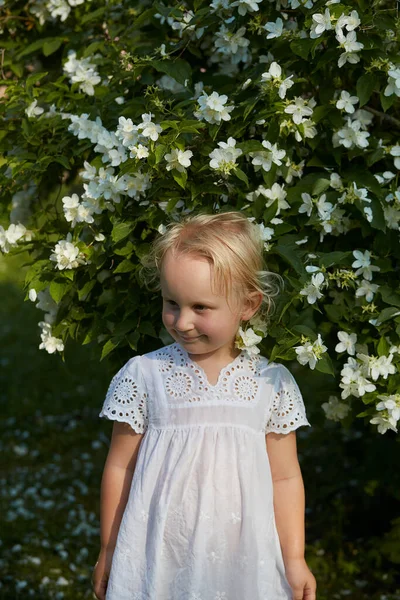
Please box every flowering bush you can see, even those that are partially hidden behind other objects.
[1,0,399,434]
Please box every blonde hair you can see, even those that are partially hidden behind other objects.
[138,211,283,326]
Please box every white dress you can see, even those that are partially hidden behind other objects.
[99,341,311,600]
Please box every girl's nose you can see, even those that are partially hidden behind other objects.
[174,310,194,333]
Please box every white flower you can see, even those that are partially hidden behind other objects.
[369,415,397,434]
[352,250,380,281]
[300,272,326,304]
[165,148,193,172]
[355,279,379,303]
[38,322,64,354]
[257,223,274,242]
[336,118,370,149]
[322,396,350,421]
[49,233,87,270]
[295,334,328,370]
[25,100,44,118]
[389,145,400,170]
[231,0,263,16]
[284,97,313,125]
[213,25,250,64]
[129,144,150,160]
[62,194,95,227]
[310,9,333,39]
[137,113,163,141]
[249,140,286,173]
[336,90,359,114]
[384,65,400,97]
[329,172,343,189]
[63,50,101,96]
[376,394,400,423]
[47,0,70,21]
[299,192,313,217]
[235,325,263,355]
[0,223,33,253]
[335,331,357,355]
[316,194,333,220]
[357,353,396,382]
[115,96,125,104]
[339,357,376,399]
[116,116,141,147]
[264,17,284,39]
[194,91,235,124]
[209,137,242,174]
[261,62,294,99]
[335,10,361,36]
[29,289,37,302]
[336,30,363,68]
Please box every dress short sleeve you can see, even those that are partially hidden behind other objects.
[265,363,311,434]
[99,355,149,434]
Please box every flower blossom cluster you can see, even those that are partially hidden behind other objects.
[0,223,33,254]
[49,233,87,270]
[309,8,363,68]
[209,137,243,175]
[63,50,101,96]
[29,0,84,24]
[194,91,235,124]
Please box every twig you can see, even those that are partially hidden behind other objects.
[363,105,400,129]
[0,48,5,80]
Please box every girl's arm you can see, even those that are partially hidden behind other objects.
[266,431,317,600]
[100,421,144,550]
[265,430,305,561]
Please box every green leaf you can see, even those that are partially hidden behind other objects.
[114,259,135,274]
[127,330,140,351]
[130,7,157,30]
[152,59,191,86]
[380,92,395,112]
[112,222,134,244]
[319,251,351,268]
[290,39,315,61]
[233,168,248,187]
[377,336,390,357]
[26,72,48,93]
[172,169,187,189]
[100,338,118,361]
[155,144,167,164]
[138,320,157,337]
[341,167,381,197]
[275,240,306,276]
[314,354,335,376]
[49,280,68,304]
[81,6,107,24]
[379,286,400,308]
[237,140,264,154]
[43,38,63,57]
[78,280,96,301]
[376,307,400,325]
[53,156,71,169]
[291,325,317,340]
[356,73,376,107]
[160,120,179,131]
[311,178,330,195]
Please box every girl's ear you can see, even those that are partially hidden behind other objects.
[241,291,263,321]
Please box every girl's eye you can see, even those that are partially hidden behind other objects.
[166,301,207,311]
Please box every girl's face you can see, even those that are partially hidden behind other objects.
[160,250,244,357]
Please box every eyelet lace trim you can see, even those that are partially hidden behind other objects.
[99,359,149,434]
[265,374,310,434]
[155,343,263,405]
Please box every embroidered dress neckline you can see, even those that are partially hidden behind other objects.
[175,343,246,389]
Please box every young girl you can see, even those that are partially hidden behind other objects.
[92,211,317,600]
